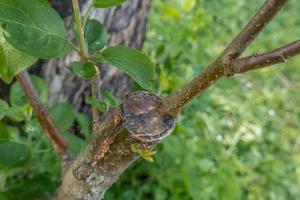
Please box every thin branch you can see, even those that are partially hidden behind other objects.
[72,0,89,63]
[227,40,300,74]
[16,71,68,154]
[159,0,288,116]
[72,0,100,131]
[91,75,101,127]
[82,0,96,26]
[219,0,288,60]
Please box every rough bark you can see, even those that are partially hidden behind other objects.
[55,92,177,199]
[45,0,152,111]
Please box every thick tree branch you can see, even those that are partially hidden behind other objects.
[160,0,288,116]
[227,40,300,74]
[16,71,68,154]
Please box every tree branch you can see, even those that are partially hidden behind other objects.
[72,0,101,130]
[16,71,68,154]
[227,40,300,74]
[159,0,288,116]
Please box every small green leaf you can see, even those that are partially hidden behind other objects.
[86,97,108,112]
[94,0,127,8]
[0,99,9,120]
[85,19,107,53]
[0,44,6,67]
[0,0,71,58]
[131,144,140,153]
[5,107,25,122]
[103,90,119,107]
[9,76,48,107]
[0,42,37,84]
[0,141,30,168]
[63,132,87,155]
[141,155,155,163]
[98,45,155,90]
[49,103,76,132]
[75,113,92,140]
[0,122,9,140]
[70,62,98,79]
[130,144,156,162]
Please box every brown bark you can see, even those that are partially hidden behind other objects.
[55,92,177,199]
[45,0,152,111]
[160,0,289,116]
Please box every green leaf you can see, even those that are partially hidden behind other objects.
[49,103,75,132]
[98,45,155,90]
[103,90,119,107]
[9,76,48,107]
[94,0,127,8]
[130,144,156,162]
[70,62,98,79]
[0,0,71,58]
[0,141,30,168]
[0,42,37,84]
[63,132,87,155]
[86,97,108,112]
[85,19,107,53]
[0,99,9,120]
[0,122,9,140]
[2,174,57,200]
[0,44,6,67]
[75,113,92,140]
[5,107,25,122]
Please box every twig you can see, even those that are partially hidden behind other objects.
[16,71,68,154]
[160,0,289,116]
[72,0,100,130]
[227,40,300,74]
[82,0,96,26]
[72,0,89,63]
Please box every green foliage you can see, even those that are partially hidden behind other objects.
[98,45,156,90]
[49,102,76,132]
[70,62,98,79]
[0,77,90,198]
[0,100,8,120]
[103,90,120,108]
[131,144,157,163]
[86,96,108,112]
[106,0,300,199]
[0,41,37,84]
[85,19,108,53]
[86,91,120,113]
[9,76,48,107]
[0,141,30,168]
[0,0,71,58]
[94,0,127,8]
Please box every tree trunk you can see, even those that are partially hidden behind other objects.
[45,0,152,111]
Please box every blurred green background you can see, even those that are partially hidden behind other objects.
[1,0,300,199]
[107,0,300,199]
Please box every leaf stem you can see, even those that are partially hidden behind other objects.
[72,0,89,63]
[72,0,100,131]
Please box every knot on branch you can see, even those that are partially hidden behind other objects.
[121,92,177,143]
